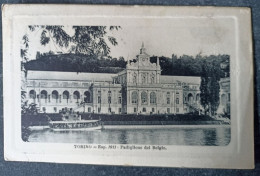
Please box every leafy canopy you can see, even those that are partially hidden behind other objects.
[21,25,121,63]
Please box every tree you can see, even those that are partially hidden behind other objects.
[200,60,210,115]
[208,60,221,116]
[200,59,221,116]
[27,25,121,57]
[209,72,220,116]
[21,34,30,113]
[118,56,127,68]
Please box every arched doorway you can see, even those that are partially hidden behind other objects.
[84,91,92,103]
[188,93,194,104]
[29,90,36,103]
[40,90,48,103]
[52,90,59,103]
[73,91,80,103]
[63,90,70,103]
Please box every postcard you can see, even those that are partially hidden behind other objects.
[2,4,254,168]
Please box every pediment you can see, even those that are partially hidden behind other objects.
[127,60,157,69]
[127,54,158,70]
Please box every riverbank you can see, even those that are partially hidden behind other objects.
[104,124,230,129]
[22,113,230,128]
[28,124,230,131]
[103,120,226,125]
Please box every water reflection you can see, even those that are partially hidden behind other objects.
[119,130,127,144]
[28,126,231,146]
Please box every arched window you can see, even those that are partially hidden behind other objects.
[84,91,91,103]
[176,98,179,104]
[132,91,138,104]
[29,90,36,99]
[63,91,70,103]
[73,91,80,102]
[150,92,156,104]
[40,90,47,99]
[188,93,194,103]
[52,90,59,103]
[141,92,147,104]
[40,90,48,103]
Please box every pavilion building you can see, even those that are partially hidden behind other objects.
[25,44,214,115]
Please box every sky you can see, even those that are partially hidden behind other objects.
[24,18,235,61]
[109,23,234,59]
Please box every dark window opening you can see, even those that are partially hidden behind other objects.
[134,108,137,113]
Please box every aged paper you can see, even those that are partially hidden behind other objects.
[2,5,254,168]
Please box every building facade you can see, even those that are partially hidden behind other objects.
[24,44,226,115]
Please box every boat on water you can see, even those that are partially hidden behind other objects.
[49,108,103,131]
[49,120,103,131]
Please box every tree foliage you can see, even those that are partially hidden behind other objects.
[21,25,121,64]
[200,60,210,114]
[27,25,120,56]
[150,54,229,77]
[25,52,229,77]
[200,59,224,116]
[21,34,30,113]
[21,34,29,62]
[25,53,127,73]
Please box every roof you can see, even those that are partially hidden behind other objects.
[27,70,116,82]
[27,71,201,84]
[160,75,201,84]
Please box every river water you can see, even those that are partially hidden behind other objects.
[28,125,231,146]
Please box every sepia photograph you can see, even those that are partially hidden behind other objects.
[21,24,231,146]
[3,5,254,169]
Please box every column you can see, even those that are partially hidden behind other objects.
[147,90,150,106]
[59,94,62,103]
[70,90,73,103]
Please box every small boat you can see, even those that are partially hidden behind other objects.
[49,120,103,131]
[49,108,103,131]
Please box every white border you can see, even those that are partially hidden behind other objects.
[2,5,254,169]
